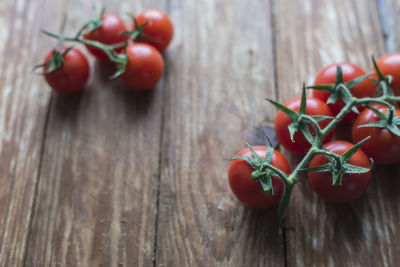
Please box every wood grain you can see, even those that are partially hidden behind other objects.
[0,0,66,265]
[24,0,166,266]
[273,0,400,266]
[378,0,400,52]
[155,0,284,266]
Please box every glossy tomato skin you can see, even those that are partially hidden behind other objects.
[120,43,164,91]
[134,9,173,52]
[308,141,371,203]
[228,146,291,209]
[83,13,128,60]
[274,96,334,155]
[44,47,89,94]
[312,63,375,122]
[371,53,400,96]
[352,105,400,164]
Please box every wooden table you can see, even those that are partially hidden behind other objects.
[1,0,400,266]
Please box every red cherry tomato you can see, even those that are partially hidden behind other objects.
[371,53,400,96]
[228,146,291,209]
[312,63,375,122]
[120,43,164,91]
[83,13,128,60]
[274,96,334,155]
[352,105,400,164]
[134,9,173,52]
[308,141,371,203]
[44,47,89,94]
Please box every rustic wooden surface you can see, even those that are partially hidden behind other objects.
[0,0,399,266]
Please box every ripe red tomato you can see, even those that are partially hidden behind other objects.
[228,146,291,209]
[352,105,400,164]
[312,63,375,122]
[371,53,400,96]
[308,141,371,203]
[134,9,173,52]
[44,47,89,94]
[274,96,334,155]
[83,13,128,60]
[120,43,164,91]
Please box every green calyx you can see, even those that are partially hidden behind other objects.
[302,137,373,186]
[232,143,278,195]
[307,66,372,115]
[122,16,160,43]
[358,105,400,136]
[33,43,73,74]
[268,84,332,146]
[79,6,106,37]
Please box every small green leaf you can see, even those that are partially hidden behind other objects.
[343,163,372,174]
[335,66,344,84]
[332,168,344,186]
[259,174,273,195]
[367,105,387,121]
[387,124,400,136]
[345,72,373,89]
[265,146,274,164]
[341,136,370,163]
[267,99,299,122]
[231,156,258,170]
[245,142,263,162]
[327,93,339,105]
[300,82,307,114]
[306,84,335,93]
[357,121,387,128]
[288,123,299,142]
[300,124,315,145]
[372,55,385,81]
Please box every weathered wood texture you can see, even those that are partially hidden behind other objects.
[379,0,400,52]
[24,0,166,266]
[0,0,65,265]
[1,0,400,266]
[274,0,399,266]
[156,0,284,266]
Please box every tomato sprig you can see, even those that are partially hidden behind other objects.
[231,61,400,222]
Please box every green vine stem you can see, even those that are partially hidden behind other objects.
[238,65,400,222]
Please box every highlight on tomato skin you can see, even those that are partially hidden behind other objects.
[228,146,291,209]
[83,13,128,60]
[274,96,334,156]
[44,47,90,94]
[352,105,400,165]
[312,62,376,122]
[307,141,372,203]
[134,9,174,52]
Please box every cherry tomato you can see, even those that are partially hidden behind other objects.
[371,53,400,96]
[312,63,375,122]
[308,141,371,203]
[352,105,400,164]
[228,146,291,209]
[83,13,128,60]
[120,43,164,91]
[274,96,334,155]
[134,9,173,52]
[44,47,89,94]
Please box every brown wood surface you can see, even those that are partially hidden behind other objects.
[0,0,399,266]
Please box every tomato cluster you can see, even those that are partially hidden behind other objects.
[229,53,400,211]
[39,8,173,94]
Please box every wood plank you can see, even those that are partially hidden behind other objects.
[156,0,284,266]
[0,0,67,265]
[378,0,400,52]
[24,0,166,266]
[273,0,400,266]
